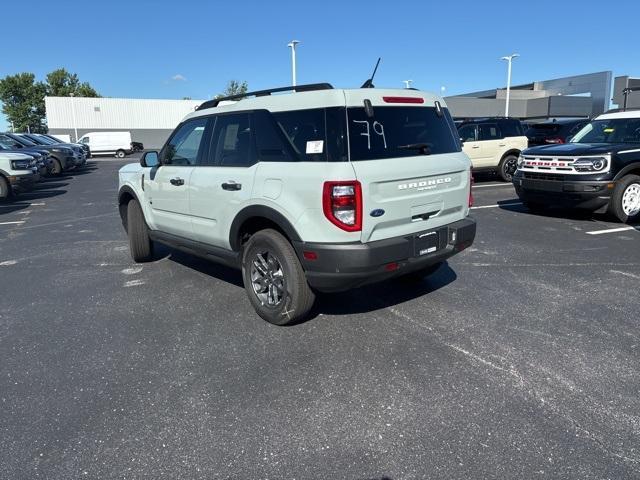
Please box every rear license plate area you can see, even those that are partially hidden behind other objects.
[414,229,443,256]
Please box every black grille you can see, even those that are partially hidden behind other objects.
[523,172,564,181]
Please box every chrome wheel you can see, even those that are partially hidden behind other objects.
[250,251,285,307]
[621,183,640,216]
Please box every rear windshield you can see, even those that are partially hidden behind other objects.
[527,124,561,135]
[347,106,460,161]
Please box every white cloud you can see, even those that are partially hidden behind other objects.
[171,74,187,82]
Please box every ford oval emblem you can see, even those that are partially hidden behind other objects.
[370,209,385,217]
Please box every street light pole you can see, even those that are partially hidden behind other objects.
[402,80,413,89]
[287,40,300,86]
[70,93,78,142]
[500,53,519,117]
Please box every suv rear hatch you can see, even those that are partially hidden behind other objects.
[343,91,471,243]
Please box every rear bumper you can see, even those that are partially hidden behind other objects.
[513,175,614,210]
[294,217,476,292]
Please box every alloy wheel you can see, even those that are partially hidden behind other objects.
[250,251,286,307]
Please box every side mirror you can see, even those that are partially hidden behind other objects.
[141,151,159,168]
[459,137,465,145]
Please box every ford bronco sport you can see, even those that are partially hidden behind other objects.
[0,152,39,199]
[513,109,640,223]
[118,84,476,324]
[457,117,528,181]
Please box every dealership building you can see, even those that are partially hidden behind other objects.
[44,71,637,149]
[45,96,204,149]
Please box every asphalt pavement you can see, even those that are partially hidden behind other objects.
[1,159,639,479]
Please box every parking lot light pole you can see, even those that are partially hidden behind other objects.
[402,80,413,89]
[70,93,78,142]
[500,53,519,117]
[287,40,300,87]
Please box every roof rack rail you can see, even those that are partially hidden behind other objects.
[196,83,334,111]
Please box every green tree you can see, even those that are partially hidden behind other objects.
[216,80,248,99]
[0,69,100,133]
[0,73,47,133]
[46,68,100,97]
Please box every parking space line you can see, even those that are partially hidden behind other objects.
[470,201,522,210]
[586,226,639,235]
[472,183,513,189]
[0,221,25,225]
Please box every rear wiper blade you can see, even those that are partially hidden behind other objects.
[397,143,432,155]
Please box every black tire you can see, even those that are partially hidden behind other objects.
[498,154,519,182]
[116,149,126,159]
[607,174,640,224]
[126,200,153,262]
[51,158,62,175]
[242,229,315,325]
[400,262,443,282]
[0,175,11,200]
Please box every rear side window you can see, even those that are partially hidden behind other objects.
[210,113,253,167]
[500,120,524,137]
[478,123,502,140]
[348,106,460,161]
[253,110,296,162]
[272,109,327,161]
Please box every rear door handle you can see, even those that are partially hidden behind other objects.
[471,145,480,149]
[169,177,184,186]
[222,181,242,191]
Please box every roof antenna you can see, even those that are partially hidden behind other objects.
[361,57,381,88]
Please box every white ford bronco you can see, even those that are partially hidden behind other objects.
[118,83,476,324]
[0,152,39,199]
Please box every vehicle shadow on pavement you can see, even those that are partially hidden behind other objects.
[311,263,457,320]
[499,200,629,224]
[159,244,245,288]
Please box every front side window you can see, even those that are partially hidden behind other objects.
[458,125,477,142]
[209,113,252,167]
[571,118,640,144]
[478,124,502,141]
[348,106,460,161]
[161,117,207,165]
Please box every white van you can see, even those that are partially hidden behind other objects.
[78,131,132,158]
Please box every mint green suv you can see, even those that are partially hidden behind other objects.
[118,84,476,324]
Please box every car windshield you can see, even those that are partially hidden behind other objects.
[347,106,460,161]
[571,118,640,144]
[22,135,47,145]
[12,135,36,146]
[33,135,56,145]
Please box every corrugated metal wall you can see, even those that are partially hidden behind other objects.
[45,97,205,129]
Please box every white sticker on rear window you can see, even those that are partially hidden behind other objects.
[306,140,324,154]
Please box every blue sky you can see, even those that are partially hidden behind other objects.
[1,0,638,130]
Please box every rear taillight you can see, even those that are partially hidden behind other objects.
[322,181,362,232]
[468,168,474,207]
[545,137,564,144]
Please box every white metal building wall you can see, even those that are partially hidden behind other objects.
[45,97,205,129]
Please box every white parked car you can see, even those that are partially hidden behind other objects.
[457,118,529,181]
[118,83,476,324]
[0,152,39,199]
[78,131,132,158]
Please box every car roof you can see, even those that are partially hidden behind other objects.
[597,110,640,120]
[531,118,587,125]
[184,87,446,121]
